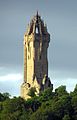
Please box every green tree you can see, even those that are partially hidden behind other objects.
[3,93,10,99]
[70,84,77,97]
[51,95,72,119]
[30,107,59,120]
[0,97,26,120]
[62,114,71,120]
[39,87,53,102]
[0,92,10,102]
[25,97,41,112]
[28,87,36,97]
[1,84,77,120]
[55,85,68,97]
[0,93,4,102]
[71,96,77,119]
[74,84,77,93]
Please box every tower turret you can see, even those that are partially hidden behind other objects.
[21,12,52,99]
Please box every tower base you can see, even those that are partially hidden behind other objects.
[21,76,53,100]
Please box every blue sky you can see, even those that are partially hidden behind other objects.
[0,0,77,96]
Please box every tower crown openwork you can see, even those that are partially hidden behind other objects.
[26,12,48,35]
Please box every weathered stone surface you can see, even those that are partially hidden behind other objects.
[21,12,52,99]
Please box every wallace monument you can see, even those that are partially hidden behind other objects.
[21,12,53,99]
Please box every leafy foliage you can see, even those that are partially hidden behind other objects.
[0,92,10,102]
[0,85,77,120]
[27,87,36,97]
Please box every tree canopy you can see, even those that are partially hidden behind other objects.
[0,85,77,120]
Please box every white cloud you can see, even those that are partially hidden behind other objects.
[49,69,77,92]
[0,73,23,96]
[0,71,77,96]
[0,73,22,81]
[52,78,77,92]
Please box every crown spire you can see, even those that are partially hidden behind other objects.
[36,10,38,16]
[25,12,48,35]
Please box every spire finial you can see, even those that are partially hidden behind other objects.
[36,10,39,20]
[37,10,38,16]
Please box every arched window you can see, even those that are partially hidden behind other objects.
[36,27,39,33]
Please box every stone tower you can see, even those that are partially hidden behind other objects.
[21,12,52,99]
